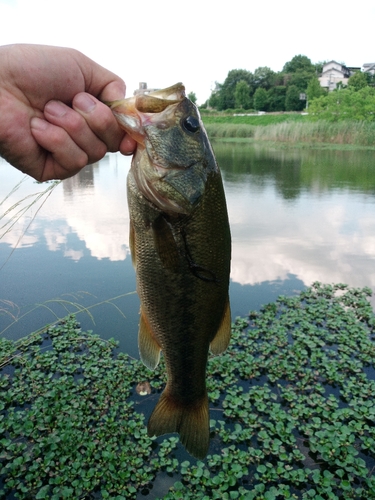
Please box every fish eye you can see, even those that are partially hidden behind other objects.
[182,116,200,134]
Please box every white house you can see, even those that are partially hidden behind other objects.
[362,63,375,75]
[319,61,351,91]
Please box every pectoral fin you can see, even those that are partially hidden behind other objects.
[139,309,161,370]
[210,298,231,355]
[152,216,180,271]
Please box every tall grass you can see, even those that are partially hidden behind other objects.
[0,178,61,242]
[253,120,375,146]
[202,112,304,126]
[203,119,375,147]
[204,123,255,139]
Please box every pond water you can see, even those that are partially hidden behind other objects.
[1,142,375,357]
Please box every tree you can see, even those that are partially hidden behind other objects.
[213,69,254,110]
[348,71,369,91]
[283,55,315,74]
[234,80,252,109]
[208,83,222,109]
[267,86,287,112]
[188,91,197,104]
[306,77,325,100]
[253,66,276,90]
[289,70,316,91]
[308,86,375,121]
[285,85,305,111]
[253,87,268,111]
[206,55,332,112]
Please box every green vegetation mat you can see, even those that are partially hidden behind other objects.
[1,282,375,499]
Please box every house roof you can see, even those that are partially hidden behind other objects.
[363,63,375,71]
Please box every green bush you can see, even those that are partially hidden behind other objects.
[309,87,375,121]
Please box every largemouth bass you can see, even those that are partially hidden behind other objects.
[108,83,231,459]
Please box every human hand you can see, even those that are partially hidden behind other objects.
[0,44,136,181]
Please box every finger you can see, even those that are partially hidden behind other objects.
[120,134,137,156]
[77,53,126,101]
[44,100,109,162]
[98,79,125,102]
[72,93,125,152]
[30,116,89,180]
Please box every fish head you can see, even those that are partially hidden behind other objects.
[109,83,217,215]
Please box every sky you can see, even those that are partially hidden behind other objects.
[0,0,374,104]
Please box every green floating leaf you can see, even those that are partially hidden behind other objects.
[1,283,375,498]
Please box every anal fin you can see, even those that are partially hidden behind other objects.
[138,309,161,370]
[210,297,231,355]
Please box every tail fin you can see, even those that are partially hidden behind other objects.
[147,388,209,460]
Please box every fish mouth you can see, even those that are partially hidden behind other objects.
[108,83,186,143]
[134,83,186,112]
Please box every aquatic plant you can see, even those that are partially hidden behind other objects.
[1,282,375,498]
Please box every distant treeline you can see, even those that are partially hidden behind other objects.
[204,54,375,117]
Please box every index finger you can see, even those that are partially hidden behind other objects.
[72,92,125,152]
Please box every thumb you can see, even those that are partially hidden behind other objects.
[77,51,126,101]
[99,79,126,102]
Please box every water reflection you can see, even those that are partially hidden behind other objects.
[1,143,375,350]
[212,142,375,308]
[1,154,130,262]
[63,162,96,193]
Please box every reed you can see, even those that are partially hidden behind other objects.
[204,123,255,139]
[253,120,375,146]
[204,119,375,147]
[0,178,60,241]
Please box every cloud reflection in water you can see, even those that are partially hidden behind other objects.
[1,144,375,323]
